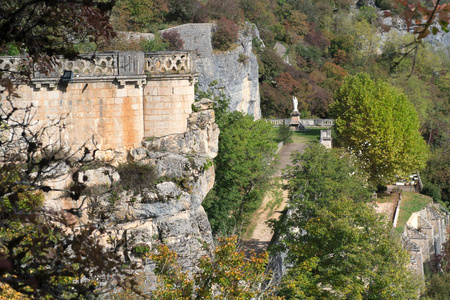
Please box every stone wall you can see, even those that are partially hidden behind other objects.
[161,24,214,58]
[0,52,196,152]
[9,80,145,151]
[403,203,449,276]
[161,23,262,118]
[144,76,194,138]
[43,101,219,279]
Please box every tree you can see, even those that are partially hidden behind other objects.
[330,73,428,185]
[203,110,278,235]
[0,96,143,298]
[111,0,168,32]
[386,0,450,73]
[142,236,281,299]
[212,17,239,51]
[272,145,423,299]
[424,229,450,298]
[0,1,146,298]
[165,0,208,23]
[0,0,116,61]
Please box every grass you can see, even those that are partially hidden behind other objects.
[376,193,396,203]
[395,192,432,234]
[291,127,325,143]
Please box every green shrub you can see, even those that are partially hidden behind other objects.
[132,244,150,257]
[238,53,249,65]
[140,36,169,51]
[276,124,293,143]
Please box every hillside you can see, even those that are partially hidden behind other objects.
[1,0,449,298]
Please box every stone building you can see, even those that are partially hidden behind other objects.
[402,203,449,276]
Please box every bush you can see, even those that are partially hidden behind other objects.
[422,183,442,203]
[212,17,238,51]
[161,30,184,50]
[276,124,293,143]
[117,162,158,191]
[140,36,169,51]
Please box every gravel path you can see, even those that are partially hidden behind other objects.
[241,142,307,254]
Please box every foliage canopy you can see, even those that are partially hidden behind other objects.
[331,73,429,185]
[272,145,423,299]
[203,109,278,234]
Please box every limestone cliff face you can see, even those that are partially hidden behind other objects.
[44,104,219,272]
[379,11,450,49]
[161,23,262,119]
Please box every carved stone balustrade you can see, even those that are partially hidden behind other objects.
[144,51,191,75]
[0,51,192,82]
[0,56,27,74]
[59,52,119,77]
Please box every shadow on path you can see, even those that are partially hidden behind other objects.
[241,142,308,256]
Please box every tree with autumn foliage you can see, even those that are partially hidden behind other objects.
[0,0,116,62]
[0,1,147,298]
[111,0,169,32]
[146,236,281,299]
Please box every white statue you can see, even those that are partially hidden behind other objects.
[293,96,298,112]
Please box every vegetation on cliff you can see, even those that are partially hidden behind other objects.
[0,1,144,298]
[105,0,449,208]
[195,90,279,235]
[1,0,449,298]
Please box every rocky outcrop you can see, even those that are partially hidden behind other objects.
[44,103,219,273]
[161,23,262,119]
[378,11,450,49]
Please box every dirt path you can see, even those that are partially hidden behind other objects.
[241,143,307,254]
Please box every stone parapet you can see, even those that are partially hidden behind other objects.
[1,51,193,80]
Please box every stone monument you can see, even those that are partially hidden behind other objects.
[290,96,303,131]
[320,129,332,149]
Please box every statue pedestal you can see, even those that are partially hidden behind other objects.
[290,110,303,131]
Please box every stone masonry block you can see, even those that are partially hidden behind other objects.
[115,88,127,98]
[127,88,139,97]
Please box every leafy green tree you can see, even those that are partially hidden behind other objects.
[424,232,450,299]
[331,73,429,185]
[272,145,423,299]
[422,148,450,206]
[203,111,278,234]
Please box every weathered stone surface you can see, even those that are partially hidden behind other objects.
[76,167,120,188]
[160,23,262,118]
[194,98,214,111]
[402,202,449,276]
[44,105,218,275]
[142,109,219,158]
